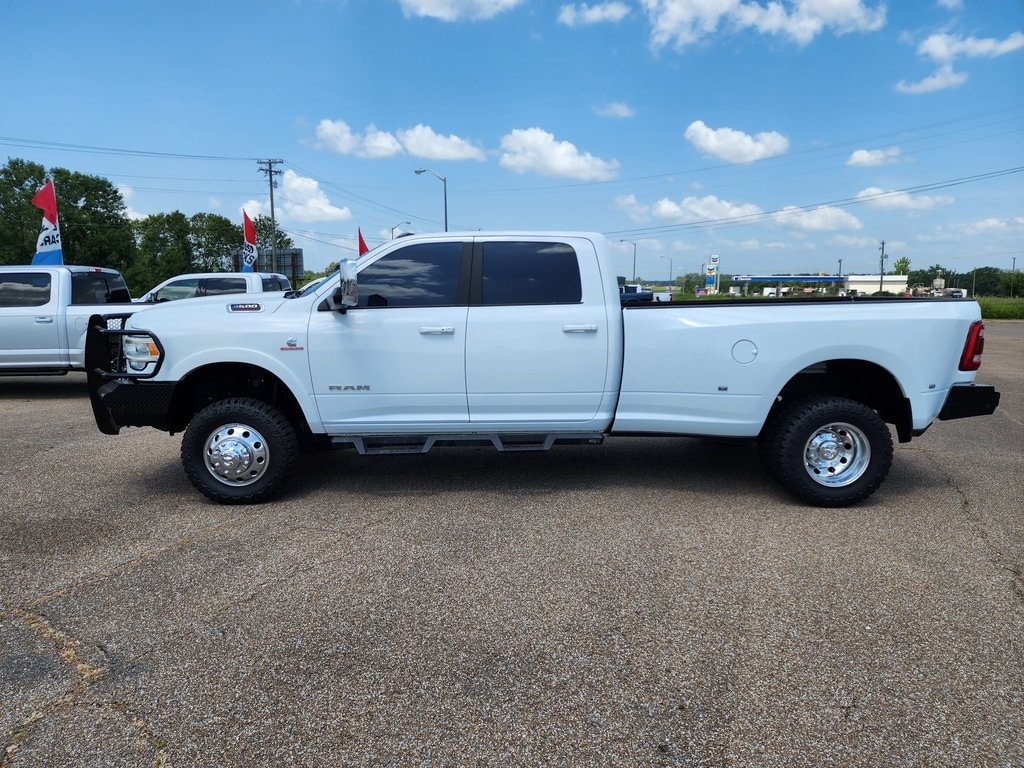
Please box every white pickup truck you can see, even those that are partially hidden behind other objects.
[0,264,136,376]
[85,232,999,507]
[134,271,291,303]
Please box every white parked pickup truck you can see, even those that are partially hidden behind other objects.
[85,232,999,507]
[0,264,137,376]
[135,271,291,303]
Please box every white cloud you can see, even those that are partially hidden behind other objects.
[684,120,789,163]
[898,31,1022,94]
[896,63,968,93]
[846,147,901,166]
[652,194,762,222]
[831,235,877,249]
[398,0,523,21]
[962,217,1024,235]
[856,186,954,210]
[936,0,962,9]
[614,194,650,223]
[277,170,351,223]
[917,31,1024,63]
[775,205,863,231]
[594,101,635,118]
[361,125,404,158]
[315,119,359,155]
[558,2,630,26]
[316,119,403,158]
[642,0,886,50]
[318,119,485,160]
[499,127,620,180]
[242,200,266,219]
[397,124,486,160]
[116,185,146,221]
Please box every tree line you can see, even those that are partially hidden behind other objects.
[0,158,299,296]
[2,157,1018,298]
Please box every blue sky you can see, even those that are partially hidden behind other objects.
[2,0,1022,278]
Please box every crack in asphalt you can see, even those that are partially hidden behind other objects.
[1,517,242,768]
[948,474,1024,605]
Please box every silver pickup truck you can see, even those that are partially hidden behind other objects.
[0,264,137,376]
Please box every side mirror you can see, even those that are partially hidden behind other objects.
[319,259,359,313]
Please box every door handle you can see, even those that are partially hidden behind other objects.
[419,326,455,335]
[562,324,598,333]
[34,317,55,324]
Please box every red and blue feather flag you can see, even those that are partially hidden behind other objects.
[31,179,63,265]
[241,210,258,272]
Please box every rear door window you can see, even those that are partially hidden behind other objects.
[262,277,291,291]
[478,242,582,305]
[71,272,131,304]
[201,277,248,296]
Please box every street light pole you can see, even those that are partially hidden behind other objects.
[661,255,673,283]
[391,221,410,238]
[415,169,447,231]
[619,240,637,281]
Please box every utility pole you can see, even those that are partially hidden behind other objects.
[258,159,284,272]
[878,240,887,294]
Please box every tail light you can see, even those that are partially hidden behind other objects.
[959,320,985,371]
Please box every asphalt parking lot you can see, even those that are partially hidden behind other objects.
[1,322,1021,768]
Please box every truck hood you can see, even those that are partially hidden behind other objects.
[125,293,290,330]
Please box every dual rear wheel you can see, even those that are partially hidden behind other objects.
[759,396,893,507]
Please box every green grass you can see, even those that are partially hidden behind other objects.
[978,297,1024,320]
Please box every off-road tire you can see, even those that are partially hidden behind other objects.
[181,397,298,505]
[759,396,893,507]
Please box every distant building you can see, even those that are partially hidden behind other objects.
[842,274,908,295]
[232,248,305,286]
[733,274,909,296]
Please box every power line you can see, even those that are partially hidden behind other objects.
[0,136,261,162]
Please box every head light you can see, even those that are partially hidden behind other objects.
[124,334,160,372]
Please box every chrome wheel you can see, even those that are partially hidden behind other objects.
[203,422,270,486]
[803,421,870,488]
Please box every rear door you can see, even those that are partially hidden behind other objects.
[308,239,471,429]
[465,239,610,424]
[0,271,65,370]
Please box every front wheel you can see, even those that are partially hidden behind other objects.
[181,398,298,504]
[759,396,893,507]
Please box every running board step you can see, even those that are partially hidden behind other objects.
[330,432,605,455]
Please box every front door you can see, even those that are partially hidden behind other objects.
[308,240,471,430]
[0,272,63,371]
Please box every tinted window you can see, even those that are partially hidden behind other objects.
[0,273,51,307]
[357,242,463,308]
[71,272,131,305]
[202,277,247,296]
[480,242,582,305]
[262,277,291,291]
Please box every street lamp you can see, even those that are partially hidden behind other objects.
[619,240,637,281]
[391,221,409,238]
[414,168,447,232]
[661,255,673,284]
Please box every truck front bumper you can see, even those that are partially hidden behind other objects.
[86,313,176,434]
[90,378,177,434]
[938,384,1000,421]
